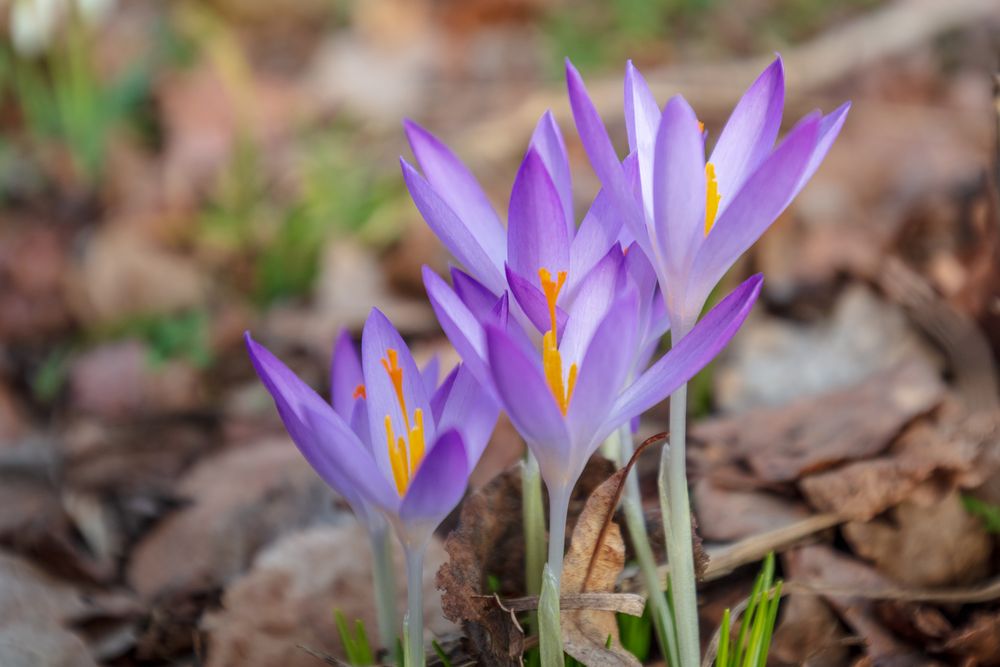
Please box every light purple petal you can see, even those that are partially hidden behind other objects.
[399,428,469,524]
[245,333,398,512]
[530,110,574,237]
[624,61,660,218]
[566,290,639,457]
[420,355,440,397]
[689,115,820,313]
[566,59,649,250]
[652,95,706,278]
[791,101,850,199]
[507,148,570,280]
[404,120,506,262]
[560,244,626,367]
[710,57,785,212]
[423,266,493,389]
[436,364,499,466]
[505,264,568,336]
[602,274,762,437]
[485,324,570,474]
[401,159,506,294]
[362,309,437,482]
[568,153,638,290]
[330,329,363,420]
[430,364,459,423]
[451,267,501,321]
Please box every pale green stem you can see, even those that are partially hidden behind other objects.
[617,425,679,667]
[546,483,572,584]
[662,318,700,667]
[370,527,398,653]
[403,546,425,667]
[523,452,546,596]
[538,564,563,667]
[541,484,571,667]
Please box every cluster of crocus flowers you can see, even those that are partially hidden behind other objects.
[249,51,845,667]
[246,309,497,666]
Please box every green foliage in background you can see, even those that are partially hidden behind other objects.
[962,496,1000,534]
[0,18,155,185]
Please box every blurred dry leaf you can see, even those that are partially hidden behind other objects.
[693,477,810,542]
[842,488,991,587]
[69,340,203,419]
[127,439,332,600]
[0,552,97,667]
[204,523,450,665]
[75,228,209,325]
[714,286,939,412]
[696,361,943,483]
[942,611,1000,665]
[560,466,640,667]
[770,592,850,667]
[0,225,74,342]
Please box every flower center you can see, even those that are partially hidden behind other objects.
[704,162,721,235]
[380,349,425,495]
[538,268,577,416]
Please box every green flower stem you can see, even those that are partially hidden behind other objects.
[617,425,679,667]
[546,483,572,584]
[523,452,546,596]
[538,564,563,667]
[369,526,398,654]
[403,546,426,667]
[662,315,700,667]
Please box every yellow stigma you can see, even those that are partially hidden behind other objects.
[538,268,577,415]
[380,349,426,495]
[704,162,721,235]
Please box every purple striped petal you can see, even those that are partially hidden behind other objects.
[420,355,440,397]
[566,289,640,459]
[688,115,819,314]
[560,244,626,367]
[404,121,506,262]
[566,59,649,249]
[430,364,460,423]
[652,95,706,278]
[246,333,398,512]
[330,329,363,420]
[436,364,499,465]
[485,323,570,478]
[401,159,506,294]
[530,111,574,237]
[602,274,762,436]
[361,309,437,482]
[507,148,570,280]
[399,428,468,525]
[710,57,785,212]
[423,266,492,388]
[792,101,850,199]
[451,267,501,321]
[624,60,660,218]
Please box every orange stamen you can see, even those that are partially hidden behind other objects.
[380,349,426,495]
[538,268,577,415]
[352,384,366,400]
[704,162,721,235]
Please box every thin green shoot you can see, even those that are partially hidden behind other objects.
[334,610,375,666]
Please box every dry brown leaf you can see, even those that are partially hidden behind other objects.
[942,611,1000,665]
[204,524,450,665]
[842,488,991,587]
[560,466,640,667]
[770,593,851,667]
[693,477,810,542]
[694,361,943,483]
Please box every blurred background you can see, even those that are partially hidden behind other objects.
[1,0,999,665]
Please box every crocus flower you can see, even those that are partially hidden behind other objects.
[566,56,849,334]
[246,309,497,664]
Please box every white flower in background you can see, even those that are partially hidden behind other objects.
[8,0,115,56]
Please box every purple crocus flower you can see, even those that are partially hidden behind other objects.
[401,113,634,341]
[566,55,849,332]
[246,309,498,662]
